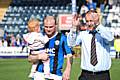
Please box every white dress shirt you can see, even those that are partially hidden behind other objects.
[67,24,114,72]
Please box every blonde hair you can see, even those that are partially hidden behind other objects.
[28,18,40,32]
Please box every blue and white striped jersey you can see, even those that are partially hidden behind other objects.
[37,32,72,76]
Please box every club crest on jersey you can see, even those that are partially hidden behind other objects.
[55,40,60,45]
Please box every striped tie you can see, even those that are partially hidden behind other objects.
[90,34,98,66]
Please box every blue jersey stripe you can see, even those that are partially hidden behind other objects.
[37,33,72,76]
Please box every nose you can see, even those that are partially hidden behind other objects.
[86,21,91,26]
[88,21,91,25]
[47,27,51,30]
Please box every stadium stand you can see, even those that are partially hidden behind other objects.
[0,0,119,58]
[0,0,72,36]
[0,0,120,38]
[0,0,12,21]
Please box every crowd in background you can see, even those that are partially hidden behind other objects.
[0,0,120,50]
[0,32,26,47]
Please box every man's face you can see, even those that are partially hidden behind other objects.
[44,20,56,38]
[85,13,95,28]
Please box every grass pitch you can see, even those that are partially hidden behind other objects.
[0,58,120,80]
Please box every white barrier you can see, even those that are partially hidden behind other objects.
[0,47,29,58]
[0,46,115,58]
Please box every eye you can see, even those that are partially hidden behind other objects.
[49,26,54,28]
[45,26,48,28]
[45,26,54,28]
[86,20,89,22]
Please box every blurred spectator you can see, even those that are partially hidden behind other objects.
[85,0,96,10]
[93,0,104,8]
[15,34,22,47]
[10,34,16,46]
[112,0,120,5]
[15,38,22,47]
[3,32,8,40]
[20,38,27,53]
[114,35,120,59]
[3,39,8,47]
[1,39,4,46]
[99,0,109,13]
[0,39,2,47]
[80,4,89,16]
[76,0,86,14]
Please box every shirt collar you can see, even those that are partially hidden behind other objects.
[48,32,58,39]
[89,30,97,34]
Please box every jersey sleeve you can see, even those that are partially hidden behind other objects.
[62,34,72,55]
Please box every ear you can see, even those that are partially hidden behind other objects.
[55,25,59,31]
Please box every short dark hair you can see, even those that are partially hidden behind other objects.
[43,16,57,25]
